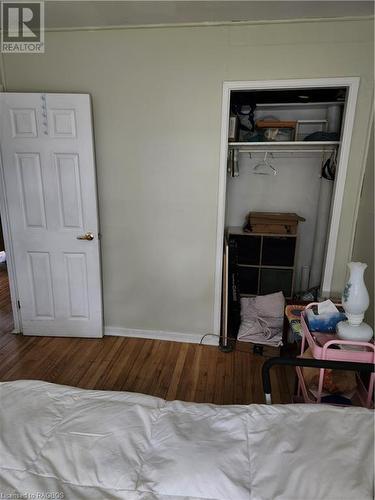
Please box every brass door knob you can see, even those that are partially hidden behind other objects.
[77,232,94,241]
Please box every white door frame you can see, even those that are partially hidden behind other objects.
[213,77,360,335]
[0,149,21,332]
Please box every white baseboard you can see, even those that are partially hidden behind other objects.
[104,326,219,346]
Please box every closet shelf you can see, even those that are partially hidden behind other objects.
[255,101,345,109]
[228,141,340,153]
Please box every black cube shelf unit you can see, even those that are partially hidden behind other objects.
[227,227,298,299]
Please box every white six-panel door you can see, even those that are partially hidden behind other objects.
[0,93,103,337]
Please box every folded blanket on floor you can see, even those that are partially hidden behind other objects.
[238,292,285,346]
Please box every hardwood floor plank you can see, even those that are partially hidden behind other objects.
[194,346,212,403]
[107,338,144,391]
[0,267,13,334]
[233,349,253,404]
[165,342,189,400]
[39,338,85,383]
[0,332,19,351]
[154,342,182,399]
[250,357,264,403]
[27,338,82,383]
[56,339,109,387]
[175,344,203,402]
[203,346,219,403]
[0,336,37,378]
[142,340,175,399]
[77,336,124,389]
[222,350,235,405]
[212,351,227,405]
[2,336,56,380]
[124,339,160,394]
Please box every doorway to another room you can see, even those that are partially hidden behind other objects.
[0,216,13,334]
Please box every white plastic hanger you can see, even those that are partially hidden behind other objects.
[253,152,277,176]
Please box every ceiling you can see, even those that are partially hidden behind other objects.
[43,1,374,30]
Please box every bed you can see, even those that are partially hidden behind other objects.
[0,380,373,500]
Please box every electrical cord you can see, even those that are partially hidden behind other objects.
[199,333,279,355]
[199,333,220,344]
[200,333,250,344]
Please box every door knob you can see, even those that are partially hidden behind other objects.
[77,232,94,241]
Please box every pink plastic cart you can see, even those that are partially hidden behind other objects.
[296,302,375,408]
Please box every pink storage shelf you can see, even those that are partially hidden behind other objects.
[296,302,374,408]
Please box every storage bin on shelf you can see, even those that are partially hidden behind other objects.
[296,302,374,408]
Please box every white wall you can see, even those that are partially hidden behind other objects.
[1,18,373,339]
[352,121,374,328]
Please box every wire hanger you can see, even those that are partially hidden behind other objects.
[252,152,278,176]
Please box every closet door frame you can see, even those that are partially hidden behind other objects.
[213,77,360,336]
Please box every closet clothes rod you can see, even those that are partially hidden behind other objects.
[234,148,337,154]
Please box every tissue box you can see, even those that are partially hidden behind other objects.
[306,309,347,333]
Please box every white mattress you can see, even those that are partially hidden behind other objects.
[0,380,373,500]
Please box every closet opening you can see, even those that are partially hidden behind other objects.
[0,215,13,335]
[214,78,359,348]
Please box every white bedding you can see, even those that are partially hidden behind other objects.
[0,380,373,500]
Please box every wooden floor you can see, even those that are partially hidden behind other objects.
[0,267,295,404]
[0,265,13,334]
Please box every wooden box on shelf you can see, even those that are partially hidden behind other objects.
[244,212,305,235]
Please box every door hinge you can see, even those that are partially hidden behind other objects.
[17,300,21,309]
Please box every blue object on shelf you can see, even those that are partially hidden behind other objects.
[306,309,347,333]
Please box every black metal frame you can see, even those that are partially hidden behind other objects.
[262,356,375,404]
